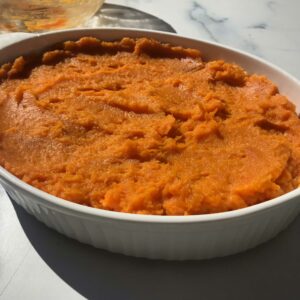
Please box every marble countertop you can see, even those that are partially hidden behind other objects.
[1,1,300,299]
[109,0,300,79]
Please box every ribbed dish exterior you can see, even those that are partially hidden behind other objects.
[1,28,300,260]
[4,182,300,260]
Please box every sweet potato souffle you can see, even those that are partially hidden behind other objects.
[0,37,300,215]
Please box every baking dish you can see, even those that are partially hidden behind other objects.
[0,28,300,260]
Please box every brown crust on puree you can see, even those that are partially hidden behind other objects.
[0,37,300,215]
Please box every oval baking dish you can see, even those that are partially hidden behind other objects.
[0,28,300,260]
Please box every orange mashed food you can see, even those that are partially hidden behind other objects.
[0,37,300,215]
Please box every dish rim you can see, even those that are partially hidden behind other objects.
[0,27,300,224]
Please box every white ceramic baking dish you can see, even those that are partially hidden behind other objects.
[0,28,300,260]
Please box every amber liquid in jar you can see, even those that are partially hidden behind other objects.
[0,0,104,32]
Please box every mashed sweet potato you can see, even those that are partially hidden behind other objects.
[0,37,300,215]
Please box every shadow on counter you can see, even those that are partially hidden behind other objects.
[11,199,300,300]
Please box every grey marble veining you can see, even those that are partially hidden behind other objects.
[187,1,261,56]
[109,0,300,79]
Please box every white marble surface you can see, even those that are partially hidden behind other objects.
[1,1,300,300]
[110,0,300,79]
